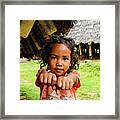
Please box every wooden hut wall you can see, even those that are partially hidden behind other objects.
[78,42,100,59]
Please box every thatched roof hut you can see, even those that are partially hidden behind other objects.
[20,20,100,59]
[67,20,100,45]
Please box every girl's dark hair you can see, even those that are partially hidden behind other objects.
[40,35,80,72]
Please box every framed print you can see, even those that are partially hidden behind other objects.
[0,0,120,119]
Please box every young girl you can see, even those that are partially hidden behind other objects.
[35,35,81,100]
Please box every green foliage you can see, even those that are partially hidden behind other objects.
[20,60,100,100]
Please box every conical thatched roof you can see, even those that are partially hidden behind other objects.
[67,20,100,44]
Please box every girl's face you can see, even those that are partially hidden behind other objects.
[48,43,71,77]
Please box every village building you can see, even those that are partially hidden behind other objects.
[20,20,100,60]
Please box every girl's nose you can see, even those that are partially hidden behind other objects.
[56,58,62,66]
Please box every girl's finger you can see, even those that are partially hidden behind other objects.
[43,72,48,84]
[48,73,52,84]
[47,85,53,95]
[40,74,43,83]
[52,74,57,85]
[62,80,65,90]
[69,79,74,89]
[65,79,69,90]
[57,77,62,88]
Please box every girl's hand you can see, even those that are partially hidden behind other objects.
[57,76,74,90]
[36,68,57,86]
[36,68,77,90]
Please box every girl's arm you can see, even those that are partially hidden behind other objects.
[35,68,44,87]
[35,68,56,99]
[66,70,80,88]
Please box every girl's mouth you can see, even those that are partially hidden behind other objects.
[53,68,66,76]
[54,68,64,73]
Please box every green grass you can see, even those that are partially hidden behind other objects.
[20,60,100,100]
[20,60,40,100]
[77,60,100,100]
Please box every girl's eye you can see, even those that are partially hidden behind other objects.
[63,57,69,61]
[51,56,56,59]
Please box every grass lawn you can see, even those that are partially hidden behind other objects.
[20,60,100,100]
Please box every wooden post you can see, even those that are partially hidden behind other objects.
[88,41,92,59]
[30,33,41,50]
[79,43,82,59]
